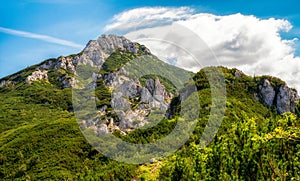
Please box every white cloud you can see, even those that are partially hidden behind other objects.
[106,7,300,92]
[0,27,84,49]
[104,7,194,33]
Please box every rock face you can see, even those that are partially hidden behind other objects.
[258,79,276,107]
[103,68,172,131]
[26,70,48,84]
[25,56,77,88]
[276,85,299,114]
[38,56,76,73]
[61,77,76,88]
[111,92,131,111]
[256,79,299,114]
[77,35,150,67]
[55,56,76,73]
[146,79,164,97]
[144,78,170,111]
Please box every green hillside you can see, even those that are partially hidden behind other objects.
[0,50,300,180]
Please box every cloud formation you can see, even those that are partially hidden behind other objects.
[105,7,300,92]
[104,7,194,33]
[0,27,84,49]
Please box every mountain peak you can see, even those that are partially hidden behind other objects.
[97,34,150,55]
[79,34,151,67]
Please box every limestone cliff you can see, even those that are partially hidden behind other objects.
[256,78,299,114]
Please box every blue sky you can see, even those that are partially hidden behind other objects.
[1,0,300,79]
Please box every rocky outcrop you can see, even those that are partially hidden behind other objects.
[34,56,78,88]
[96,34,150,55]
[111,92,131,111]
[0,80,15,88]
[55,56,76,73]
[140,87,152,103]
[61,77,76,88]
[26,70,48,84]
[39,56,76,73]
[276,85,299,114]
[146,79,165,97]
[78,35,150,67]
[119,80,140,99]
[26,56,76,87]
[256,78,299,114]
[144,78,171,111]
[78,40,108,67]
[104,68,172,131]
[258,79,276,107]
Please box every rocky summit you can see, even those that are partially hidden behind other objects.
[78,34,151,67]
